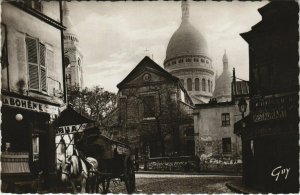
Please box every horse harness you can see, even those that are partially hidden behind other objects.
[61,155,92,178]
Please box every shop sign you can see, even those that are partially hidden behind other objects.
[56,123,87,135]
[1,95,59,114]
[252,93,297,123]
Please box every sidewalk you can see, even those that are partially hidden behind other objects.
[136,170,242,176]
[226,180,261,194]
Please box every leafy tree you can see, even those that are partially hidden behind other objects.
[67,85,117,126]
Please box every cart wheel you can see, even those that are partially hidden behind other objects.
[124,157,136,194]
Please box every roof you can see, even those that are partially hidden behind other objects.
[117,56,179,89]
[194,100,235,110]
[240,2,298,43]
[10,2,65,30]
[56,104,94,126]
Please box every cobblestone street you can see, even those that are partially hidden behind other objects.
[108,173,241,194]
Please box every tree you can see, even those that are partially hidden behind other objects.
[67,85,117,126]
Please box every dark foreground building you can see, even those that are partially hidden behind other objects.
[236,1,299,193]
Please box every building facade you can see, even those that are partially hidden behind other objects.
[106,56,194,157]
[63,2,84,88]
[237,2,299,193]
[164,1,215,104]
[193,69,249,169]
[1,0,65,192]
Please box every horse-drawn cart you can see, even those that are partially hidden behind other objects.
[78,134,136,193]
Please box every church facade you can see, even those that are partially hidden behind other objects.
[105,56,195,157]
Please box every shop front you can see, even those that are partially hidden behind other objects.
[235,92,299,193]
[1,94,60,193]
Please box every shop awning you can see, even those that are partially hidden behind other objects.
[56,104,94,127]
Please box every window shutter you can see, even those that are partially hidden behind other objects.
[44,49,53,92]
[1,24,8,69]
[26,37,39,90]
[39,43,45,67]
[39,43,47,92]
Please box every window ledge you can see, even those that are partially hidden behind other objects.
[28,90,50,97]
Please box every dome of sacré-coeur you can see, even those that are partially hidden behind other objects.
[165,21,208,62]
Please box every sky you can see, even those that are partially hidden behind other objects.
[66,1,268,93]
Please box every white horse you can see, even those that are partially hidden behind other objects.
[60,155,98,193]
[86,157,99,193]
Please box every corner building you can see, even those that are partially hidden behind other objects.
[237,2,299,193]
[164,1,214,104]
[1,0,65,192]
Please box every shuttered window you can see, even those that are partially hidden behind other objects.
[26,36,49,92]
[1,23,8,69]
[26,37,39,90]
[45,49,53,91]
[39,43,47,92]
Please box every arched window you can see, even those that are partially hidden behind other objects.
[195,78,200,91]
[211,81,213,92]
[187,78,192,91]
[202,78,206,91]
[78,58,81,66]
[64,56,70,68]
[208,79,211,92]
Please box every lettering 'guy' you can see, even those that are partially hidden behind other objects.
[271,166,290,181]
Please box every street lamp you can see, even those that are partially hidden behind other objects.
[15,113,23,122]
[237,97,248,186]
[238,98,247,118]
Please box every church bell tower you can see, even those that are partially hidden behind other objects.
[63,2,84,89]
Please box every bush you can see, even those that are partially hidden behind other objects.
[199,153,242,173]
[145,156,199,172]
